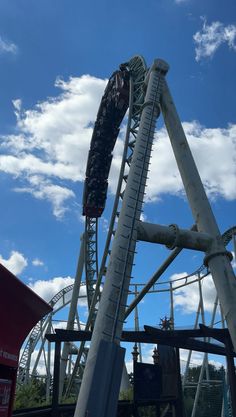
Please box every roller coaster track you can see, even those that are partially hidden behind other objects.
[18,283,87,384]
[97,56,148,284]
[65,60,235,395]
[222,225,236,246]
[84,217,98,311]
[84,55,147,324]
[137,225,236,294]
[18,56,148,387]
[18,48,236,395]
[64,57,148,395]
[18,226,235,386]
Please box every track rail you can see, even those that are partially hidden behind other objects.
[85,56,147,326]
[84,217,98,311]
[18,48,236,396]
[65,55,148,395]
[18,221,235,386]
[18,284,87,384]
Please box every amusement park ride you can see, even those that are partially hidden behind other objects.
[17,56,236,417]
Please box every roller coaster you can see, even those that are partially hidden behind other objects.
[83,64,129,218]
[18,56,236,417]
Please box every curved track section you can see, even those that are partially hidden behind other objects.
[18,226,235,390]
[18,55,148,391]
[83,63,130,313]
[18,49,236,403]
[82,65,130,218]
[83,56,147,318]
[18,283,87,384]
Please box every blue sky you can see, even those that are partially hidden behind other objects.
[0,0,236,369]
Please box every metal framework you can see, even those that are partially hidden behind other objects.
[18,232,235,413]
[18,56,236,417]
[85,217,98,311]
[63,55,148,396]
[84,55,147,328]
[75,58,236,417]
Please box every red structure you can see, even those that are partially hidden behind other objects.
[0,264,52,417]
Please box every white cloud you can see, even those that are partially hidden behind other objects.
[193,18,236,61]
[32,258,44,267]
[52,320,85,331]
[0,75,106,218]
[140,212,148,222]
[14,176,75,218]
[28,276,87,306]
[147,121,236,202]
[126,346,224,376]
[0,250,28,275]
[171,272,216,314]
[232,251,236,269]
[125,345,156,374]
[0,74,235,219]
[28,348,54,375]
[29,276,74,302]
[0,36,17,54]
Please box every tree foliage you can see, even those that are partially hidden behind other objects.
[183,364,225,417]
[14,379,48,409]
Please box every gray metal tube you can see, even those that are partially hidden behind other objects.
[170,282,174,329]
[198,279,210,381]
[191,295,218,417]
[137,221,212,251]
[161,79,236,351]
[126,224,197,319]
[46,319,52,402]
[134,285,142,362]
[125,245,182,319]
[183,300,201,387]
[59,234,85,397]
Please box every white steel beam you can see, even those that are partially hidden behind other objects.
[137,221,212,251]
[161,79,236,351]
[74,59,167,417]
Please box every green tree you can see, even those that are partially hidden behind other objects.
[183,364,224,417]
[14,379,47,409]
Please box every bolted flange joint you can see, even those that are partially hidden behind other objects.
[203,250,233,267]
[166,224,179,250]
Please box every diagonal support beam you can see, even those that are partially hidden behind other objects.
[161,78,236,351]
[125,245,182,319]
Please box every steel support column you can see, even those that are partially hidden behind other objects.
[52,341,61,417]
[161,78,236,351]
[59,234,85,398]
[74,59,167,417]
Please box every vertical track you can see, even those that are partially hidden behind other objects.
[65,56,147,396]
[86,55,147,325]
[85,217,98,311]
